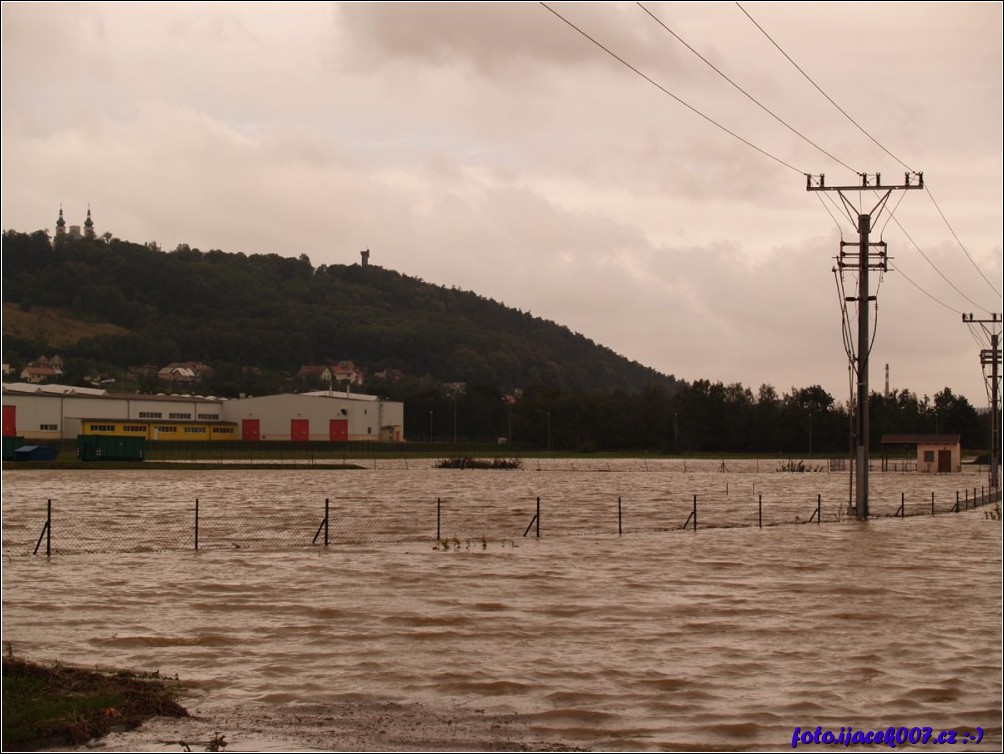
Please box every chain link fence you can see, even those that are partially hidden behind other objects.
[6,484,1000,557]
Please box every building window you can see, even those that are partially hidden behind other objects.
[923,450,935,462]
[89,424,116,432]
[139,412,162,419]
[124,425,146,432]
[156,426,177,433]
[198,413,219,421]
[169,412,192,420]
[40,424,58,431]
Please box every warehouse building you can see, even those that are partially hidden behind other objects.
[1,384,403,443]
[223,391,402,442]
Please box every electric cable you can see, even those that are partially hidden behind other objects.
[734,1,914,173]
[878,190,908,240]
[736,1,1000,314]
[925,185,1002,298]
[539,1,805,175]
[887,261,966,316]
[833,266,856,367]
[885,212,995,315]
[867,285,881,358]
[635,1,858,174]
[816,194,846,240]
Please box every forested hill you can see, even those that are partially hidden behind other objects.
[1,230,677,394]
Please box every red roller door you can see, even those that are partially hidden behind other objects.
[242,419,261,441]
[291,419,309,441]
[329,419,348,441]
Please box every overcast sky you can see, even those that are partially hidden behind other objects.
[2,2,1001,406]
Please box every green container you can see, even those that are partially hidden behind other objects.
[3,436,25,461]
[77,435,146,462]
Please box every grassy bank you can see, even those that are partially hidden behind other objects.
[1,655,188,751]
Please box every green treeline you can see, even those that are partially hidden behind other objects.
[1,229,989,452]
[404,381,985,454]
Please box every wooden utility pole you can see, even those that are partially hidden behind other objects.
[963,313,1002,490]
[807,172,923,518]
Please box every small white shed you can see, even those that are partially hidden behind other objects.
[880,434,962,473]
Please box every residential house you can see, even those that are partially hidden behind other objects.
[20,355,64,384]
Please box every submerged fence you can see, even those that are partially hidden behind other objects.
[10,485,1002,557]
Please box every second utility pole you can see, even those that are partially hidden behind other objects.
[807,172,923,519]
[963,313,1002,490]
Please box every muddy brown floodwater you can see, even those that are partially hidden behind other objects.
[3,460,1001,751]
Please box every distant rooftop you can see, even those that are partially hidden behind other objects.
[2,383,224,403]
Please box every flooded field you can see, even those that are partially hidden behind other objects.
[2,460,1001,751]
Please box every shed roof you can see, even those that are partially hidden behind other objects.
[880,434,961,445]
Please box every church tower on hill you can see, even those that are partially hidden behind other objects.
[55,206,67,239]
[55,206,96,242]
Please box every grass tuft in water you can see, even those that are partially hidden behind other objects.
[435,457,523,470]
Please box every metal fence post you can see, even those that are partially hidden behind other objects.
[536,496,540,538]
[692,495,698,532]
[325,498,330,546]
[436,497,441,541]
[758,494,762,529]
[931,491,935,515]
[816,494,821,525]
[618,497,622,536]
[33,500,52,557]
[195,498,199,551]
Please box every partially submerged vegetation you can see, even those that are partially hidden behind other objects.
[435,457,523,470]
[1,654,188,751]
[776,459,826,473]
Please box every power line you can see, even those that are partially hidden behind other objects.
[925,184,1002,298]
[735,2,1000,312]
[538,1,805,175]
[884,211,995,316]
[734,1,914,172]
[888,261,965,316]
[815,194,846,240]
[878,189,908,239]
[636,1,858,174]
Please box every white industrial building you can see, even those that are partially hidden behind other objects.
[1,384,403,442]
[224,391,403,442]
